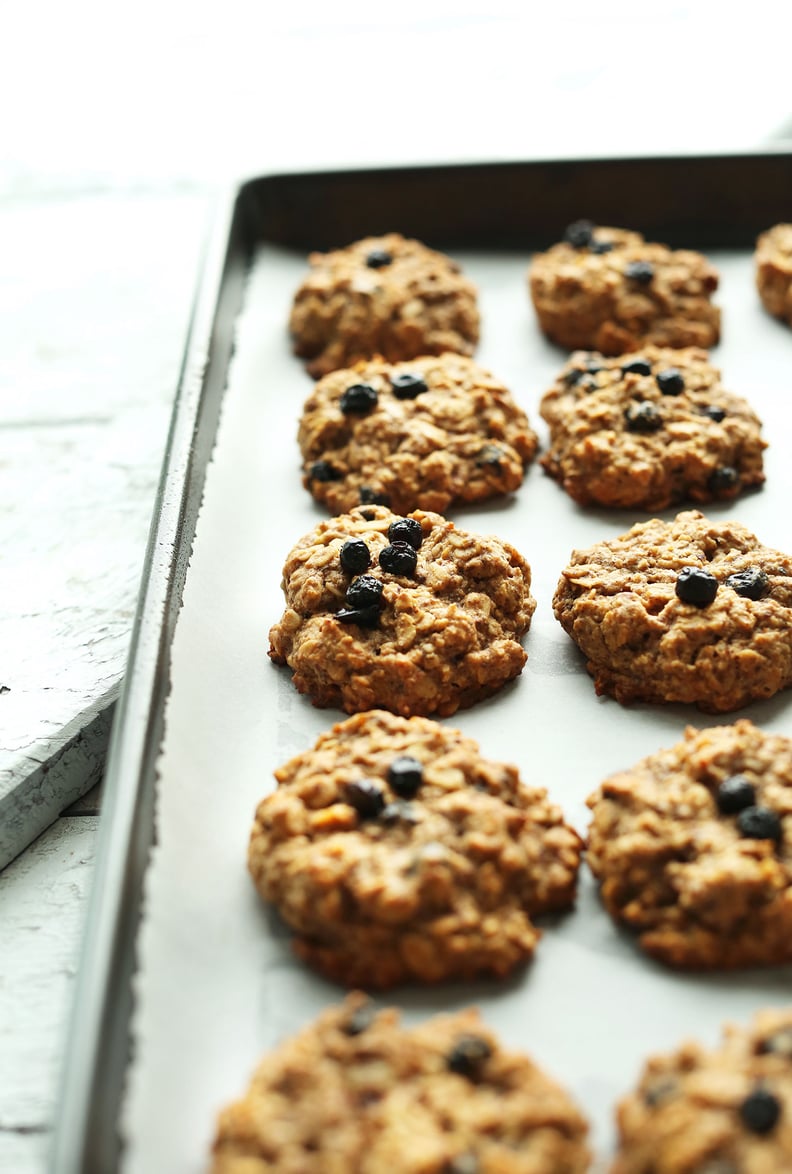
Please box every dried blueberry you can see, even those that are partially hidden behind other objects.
[621,358,653,376]
[334,605,381,629]
[700,405,726,422]
[340,539,371,575]
[379,542,418,576]
[563,219,595,248]
[340,382,378,414]
[345,575,384,609]
[590,240,615,255]
[366,249,392,269]
[716,775,756,814]
[708,466,739,495]
[342,779,387,819]
[380,800,420,826]
[310,460,342,482]
[563,367,586,387]
[656,368,685,396]
[359,508,376,521]
[475,444,503,468]
[387,517,423,550]
[625,260,654,284]
[740,1087,781,1134]
[342,1000,377,1036]
[625,402,663,433]
[758,1027,792,1058]
[446,1035,493,1079]
[738,806,783,844]
[391,372,428,400]
[726,567,769,600]
[359,486,390,506]
[387,756,423,797]
[675,566,719,607]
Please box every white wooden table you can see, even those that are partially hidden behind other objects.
[2,4,789,1168]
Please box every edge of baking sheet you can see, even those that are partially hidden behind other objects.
[50,150,792,1174]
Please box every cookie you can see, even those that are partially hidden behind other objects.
[289,234,480,378]
[299,353,538,515]
[529,222,720,354]
[211,994,591,1173]
[612,1008,792,1172]
[269,506,535,717]
[249,709,582,988]
[539,346,765,510]
[553,510,792,711]
[587,720,792,969]
[756,223,792,326]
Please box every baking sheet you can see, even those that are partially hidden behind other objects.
[122,244,792,1172]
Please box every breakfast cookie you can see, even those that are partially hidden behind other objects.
[612,1008,792,1172]
[249,709,582,988]
[540,346,765,510]
[553,510,792,712]
[587,720,792,969]
[756,223,792,326]
[299,353,538,515]
[211,994,591,1173]
[269,505,535,717]
[290,234,480,378]
[529,222,720,354]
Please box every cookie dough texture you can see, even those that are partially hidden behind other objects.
[756,223,792,326]
[540,347,765,510]
[211,995,591,1173]
[269,506,535,717]
[587,721,792,969]
[612,1008,792,1172]
[554,510,792,712]
[290,234,480,378]
[300,353,538,515]
[249,710,582,988]
[529,226,720,354]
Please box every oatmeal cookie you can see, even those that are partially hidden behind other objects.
[299,353,538,515]
[756,223,792,326]
[269,506,535,717]
[553,510,792,712]
[211,994,591,1173]
[249,710,582,988]
[529,222,720,354]
[540,346,765,510]
[612,1008,792,1172]
[587,720,792,969]
[290,234,480,378]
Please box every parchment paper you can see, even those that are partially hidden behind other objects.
[121,245,792,1173]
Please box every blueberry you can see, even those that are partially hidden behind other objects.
[387,517,423,550]
[739,1087,781,1134]
[359,486,390,506]
[737,806,783,844]
[726,567,769,600]
[563,220,595,248]
[446,1035,493,1079]
[391,372,428,400]
[342,779,387,819]
[624,402,663,433]
[700,404,726,422]
[379,542,418,576]
[708,466,739,495]
[675,566,719,607]
[366,249,392,269]
[387,756,423,797]
[340,539,371,575]
[758,1027,792,1058]
[345,575,384,609]
[563,367,586,387]
[334,605,381,629]
[625,260,654,284]
[621,358,653,376]
[475,444,503,468]
[359,509,376,521]
[656,368,685,396]
[310,460,342,482]
[340,382,378,414]
[590,240,615,255]
[716,774,756,814]
[380,800,420,826]
[342,1000,377,1036]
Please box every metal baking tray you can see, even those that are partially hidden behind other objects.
[53,153,792,1173]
